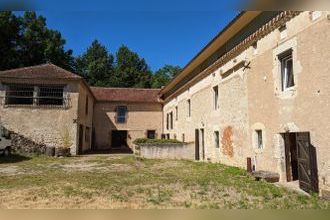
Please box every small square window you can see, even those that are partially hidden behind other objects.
[147,130,156,139]
[279,50,294,91]
[255,130,263,149]
[214,131,220,148]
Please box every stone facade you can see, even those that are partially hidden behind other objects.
[161,11,330,196]
[0,76,95,156]
[93,101,163,151]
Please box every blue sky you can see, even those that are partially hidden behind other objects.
[10,1,241,71]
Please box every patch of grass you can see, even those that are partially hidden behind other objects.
[0,154,329,209]
[133,138,183,145]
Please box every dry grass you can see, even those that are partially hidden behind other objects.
[0,154,328,209]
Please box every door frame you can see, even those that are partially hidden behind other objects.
[282,131,319,193]
[195,129,200,161]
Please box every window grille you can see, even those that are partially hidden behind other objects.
[38,85,64,106]
[5,84,34,105]
[3,84,68,108]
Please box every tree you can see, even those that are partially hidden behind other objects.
[19,12,75,71]
[75,40,115,86]
[151,65,181,88]
[0,11,74,71]
[115,45,152,88]
[0,11,21,70]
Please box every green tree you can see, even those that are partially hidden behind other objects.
[151,65,181,88]
[115,45,152,88]
[0,11,74,71]
[0,11,21,70]
[19,12,74,71]
[75,40,115,86]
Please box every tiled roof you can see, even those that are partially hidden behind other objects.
[0,63,81,80]
[91,87,161,103]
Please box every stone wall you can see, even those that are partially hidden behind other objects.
[10,132,46,154]
[137,142,195,160]
[162,11,330,195]
[93,102,163,151]
[0,79,80,155]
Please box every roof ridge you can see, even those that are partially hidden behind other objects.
[91,86,161,91]
[0,63,50,73]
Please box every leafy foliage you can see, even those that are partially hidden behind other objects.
[151,65,181,88]
[75,40,115,86]
[0,11,74,71]
[133,138,183,145]
[0,11,180,89]
[114,45,152,88]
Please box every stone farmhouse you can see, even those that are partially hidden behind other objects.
[0,64,162,155]
[160,11,330,196]
[0,11,329,196]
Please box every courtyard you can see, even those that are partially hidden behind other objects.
[0,154,328,209]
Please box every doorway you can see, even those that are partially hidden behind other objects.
[195,129,200,161]
[200,128,205,160]
[78,124,84,154]
[283,132,318,193]
[111,130,128,149]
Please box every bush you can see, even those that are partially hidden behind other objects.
[133,138,183,145]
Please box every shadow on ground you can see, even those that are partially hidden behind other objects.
[0,154,31,164]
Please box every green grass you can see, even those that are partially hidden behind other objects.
[0,154,328,209]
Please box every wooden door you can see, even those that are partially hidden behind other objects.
[195,129,200,161]
[296,132,319,193]
[78,125,84,154]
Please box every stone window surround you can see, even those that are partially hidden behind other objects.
[251,122,267,154]
[272,37,301,99]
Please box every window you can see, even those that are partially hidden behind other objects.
[85,126,90,143]
[175,106,178,121]
[166,113,169,130]
[166,134,170,140]
[116,106,127,123]
[38,85,64,106]
[255,130,263,149]
[5,84,34,105]
[182,133,185,142]
[147,130,156,139]
[187,99,191,117]
[213,86,219,110]
[279,50,294,91]
[214,131,220,148]
[5,84,65,107]
[85,95,89,115]
[170,112,173,129]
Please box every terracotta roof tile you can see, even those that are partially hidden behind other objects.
[0,64,81,80]
[91,87,161,103]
